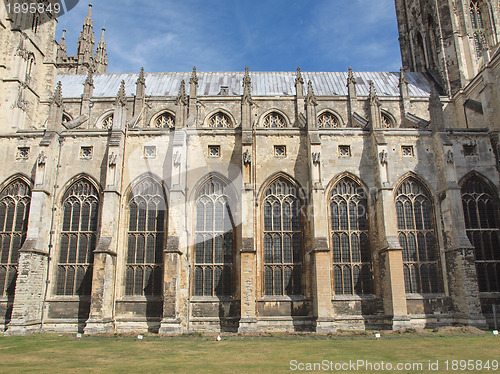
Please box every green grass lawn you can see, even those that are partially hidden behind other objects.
[0,331,499,373]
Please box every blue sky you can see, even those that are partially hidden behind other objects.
[56,0,403,73]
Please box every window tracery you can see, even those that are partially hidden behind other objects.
[263,112,286,128]
[470,1,489,58]
[56,178,98,296]
[318,112,340,128]
[263,178,302,296]
[461,176,500,292]
[396,177,441,294]
[194,177,234,297]
[102,114,113,130]
[0,179,30,297]
[209,112,232,128]
[381,113,394,128]
[330,177,372,295]
[125,178,165,296]
[155,112,175,129]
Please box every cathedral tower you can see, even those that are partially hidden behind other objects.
[394,0,500,95]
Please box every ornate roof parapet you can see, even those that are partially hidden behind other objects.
[242,66,253,105]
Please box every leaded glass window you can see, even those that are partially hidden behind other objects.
[102,114,113,130]
[263,178,302,296]
[470,1,489,58]
[330,177,372,295]
[381,113,394,128]
[461,176,500,292]
[0,178,30,297]
[263,113,286,128]
[56,179,98,296]
[209,112,232,128]
[155,112,175,128]
[318,112,339,128]
[194,177,234,297]
[125,178,165,296]
[396,177,442,294]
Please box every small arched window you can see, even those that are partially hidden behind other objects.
[154,112,175,129]
[25,56,34,83]
[381,112,394,128]
[263,177,302,296]
[0,178,31,297]
[194,177,234,297]
[470,0,489,58]
[318,112,340,128]
[330,177,372,295]
[209,112,232,128]
[56,178,99,296]
[101,114,113,130]
[125,178,166,296]
[396,177,442,294]
[461,176,500,292]
[263,112,286,128]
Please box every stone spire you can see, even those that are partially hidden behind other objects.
[93,28,108,74]
[306,80,317,106]
[189,66,199,87]
[52,81,63,107]
[347,66,356,86]
[56,29,67,62]
[295,67,304,98]
[136,67,146,98]
[188,66,198,121]
[76,4,95,74]
[83,69,94,98]
[242,66,253,105]
[369,81,380,107]
[115,80,126,106]
[176,80,188,106]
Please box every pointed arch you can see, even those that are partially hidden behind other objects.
[125,175,167,296]
[395,174,442,294]
[0,175,32,297]
[55,176,100,296]
[203,109,236,128]
[150,109,175,129]
[328,174,373,295]
[259,109,291,128]
[261,173,303,296]
[193,174,235,297]
[317,109,344,128]
[470,0,492,58]
[460,171,500,292]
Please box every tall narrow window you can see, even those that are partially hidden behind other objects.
[263,178,302,296]
[125,178,165,296]
[0,178,30,297]
[330,177,372,295]
[56,179,98,296]
[461,176,500,292]
[470,0,489,58]
[194,177,234,297]
[396,177,442,294]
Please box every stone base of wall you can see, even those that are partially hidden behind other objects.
[5,320,43,335]
[159,318,183,334]
[114,318,161,333]
[84,319,115,335]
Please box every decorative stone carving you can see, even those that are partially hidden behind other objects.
[37,152,47,166]
[446,150,454,163]
[312,152,321,164]
[379,150,388,165]
[108,152,117,167]
[173,151,182,165]
[243,150,252,165]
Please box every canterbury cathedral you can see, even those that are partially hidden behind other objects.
[0,1,499,334]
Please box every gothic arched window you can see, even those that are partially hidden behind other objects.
[154,112,175,129]
[263,112,286,128]
[0,178,30,297]
[461,176,500,292]
[125,178,165,296]
[56,178,99,296]
[396,177,442,294]
[470,0,489,57]
[318,111,340,128]
[101,114,113,130]
[381,112,394,128]
[263,177,302,296]
[330,177,372,295]
[209,112,232,128]
[194,177,234,297]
